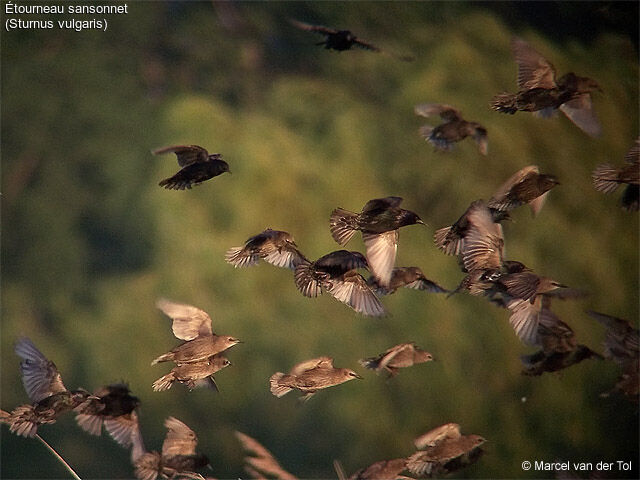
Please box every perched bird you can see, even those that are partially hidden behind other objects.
[130,414,210,480]
[592,138,640,211]
[152,299,241,365]
[367,267,449,296]
[491,37,602,137]
[414,103,488,155]
[290,19,413,61]
[269,357,362,402]
[3,337,90,437]
[330,196,425,287]
[294,250,386,317]
[152,354,231,392]
[235,431,298,480]
[360,342,434,377]
[153,144,230,190]
[74,383,140,446]
[225,228,307,269]
[406,423,486,477]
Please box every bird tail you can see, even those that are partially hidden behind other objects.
[294,260,323,297]
[135,452,162,480]
[225,246,261,268]
[358,357,380,371]
[152,372,176,392]
[7,405,46,437]
[418,125,434,139]
[150,352,173,365]
[592,164,621,193]
[491,93,518,114]
[329,208,359,246]
[269,372,293,397]
[75,413,104,436]
[433,226,463,256]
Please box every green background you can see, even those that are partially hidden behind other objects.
[1,1,638,478]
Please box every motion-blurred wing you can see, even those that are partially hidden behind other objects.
[15,337,68,403]
[155,298,213,340]
[511,37,557,90]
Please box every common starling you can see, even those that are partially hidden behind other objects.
[346,459,410,480]
[406,424,486,477]
[592,138,640,211]
[487,165,560,217]
[235,431,298,480]
[74,383,140,446]
[269,356,362,402]
[226,228,307,269]
[367,267,449,296]
[330,196,425,287]
[414,103,488,155]
[4,337,90,437]
[152,354,231,392]
[290,19,413,61]
[153,144,230,190]
[152,298,241,365]
[294,250,386,317]
[131,414,210,480]
[359,342,434,377]
[491,37,602,137]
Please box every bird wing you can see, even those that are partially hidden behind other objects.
[377,343,414,370]
[289,18,338,35]
[559,94,602,137]
[462,203,504,273]
[511,37,557,90]
[472,127,488,156]
[362,196,403,214]
[624,138,640,165]
[290,357,334,376]
[506,297,542,346]
[327,271,387,317]
[363,230,398,287]
[152,145,209,167]
[104,413,139,448]
[14,337,68,403]
[488,165,540,211]
[162,417,198,457]
[414,423,461,449]
[155,298,213,340]
[352,37,381,52]
[414,103,462,122]
[315,250,369,271]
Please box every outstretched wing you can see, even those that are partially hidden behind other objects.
[152,145,209,167]
[414,103,462,122]
[155,298,213,340]
[289,19,338,35]
[15,337,68,403]
[162,416,199,457]
[511,37,557,90]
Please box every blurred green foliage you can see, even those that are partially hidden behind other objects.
[1,1,638,479]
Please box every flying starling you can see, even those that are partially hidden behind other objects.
[491,37,602,136]
[74,383,140,446]
[152,354,231,392]
[131,415,210,480]
[269,356,362,402]
[153,144,230,190]
[367,267,449,296]
[330,196,425,287]
[3,337,90,437]
[406,423,486,477]
[294,250,386,317]
[414,103,488,155]
[360,342,434,377]
[235,431,298,480]
[152,298,241,365]
[225,228,308,269]
[290,19,413,61]
[344,458,410,480]
[592,138,640,211]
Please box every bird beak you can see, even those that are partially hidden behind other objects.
[354,373,363,380]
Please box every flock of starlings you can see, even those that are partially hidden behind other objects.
[2,19,639,480]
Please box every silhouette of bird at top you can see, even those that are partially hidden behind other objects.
[290,19,414,61]
[414,103,488,155]
[269,356,362,402]
[2,337,90,437]
[592,138,640,211]
[491,37,602,137]
[225,228,307,269]
[360,342,434,377]
[294,250,386,317]
[367,266,449,296]
[153,144,230,190]
[235,431,298,480]
[330,196,426,288]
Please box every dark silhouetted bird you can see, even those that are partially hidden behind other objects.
[152,299,241,365]
[152,354,231,392]
[290,19,413,61]
[592,138,639,211]
[269,356,362,402]
[406,423,485,477]
[3,337,90,437]
[130,415,210,480]
[75,383,140,446]
[488,165,560,216]
[294,250,386,317]
[367,266,449,296]
[235,431,298,480]
[414,103,488,155]
[491,37,602,136]
[330,196,425,287]
[153,144,230,190]
[360,342,434,377]
[225,228,307,269]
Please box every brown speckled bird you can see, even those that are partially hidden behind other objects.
[592,138,640,211]
[152,354,231,392]
[153,144,230,190]
[360,342,434,377]
[269,357,362,402]
[235,431,298,480]
[344,458,410,480]
[225,228,307,269]
[367,266,449,296]
[414,103,488,155]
